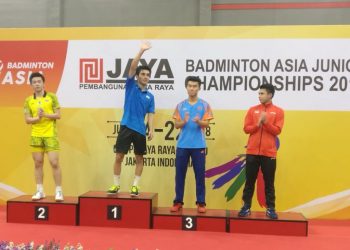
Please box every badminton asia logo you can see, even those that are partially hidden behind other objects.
[79,57,175,90]
[205,138,280,207]
[0,60,54,85]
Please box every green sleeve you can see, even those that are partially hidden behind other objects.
[23,98,32,116]
[49,93,60,110]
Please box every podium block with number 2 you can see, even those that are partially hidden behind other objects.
[7,195,78,225]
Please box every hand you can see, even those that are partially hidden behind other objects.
[38,108,44,118]
[140,41,152,52]
[148,130,154,141]
[258,111,267,125]
[184,112,190,123]
[192,115,200,123]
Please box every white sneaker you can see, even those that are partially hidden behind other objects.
[32,191,45,201]
[55,190,64,201]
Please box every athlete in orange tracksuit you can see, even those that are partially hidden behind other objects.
[239,84,284,219]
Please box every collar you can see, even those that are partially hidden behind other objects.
[187,97,199,105]
[34,91,47,99]
[137,84,148,93]
[261,101,273,108]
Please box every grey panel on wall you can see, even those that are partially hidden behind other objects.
[0,0,61,27]
[62,0,199,26]
[0,0,350,28]
[213,0,350,3]
[212,8,350,26]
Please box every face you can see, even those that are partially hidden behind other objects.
[258,89,272,104]
[186,80,200,98]
[30,77,44,93]
[136,69,150,86]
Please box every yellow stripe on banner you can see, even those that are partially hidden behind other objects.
[1,25,350,40]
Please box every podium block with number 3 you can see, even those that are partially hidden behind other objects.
[153,208,227,232]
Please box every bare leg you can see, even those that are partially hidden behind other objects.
[114,153,125,175]
[135,154,144,176]
[32,152,44,185]
[47,151,61,186]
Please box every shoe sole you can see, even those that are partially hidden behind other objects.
[238,212,251,217]
[55,199,64,202]
[32,197,45,201]
[266,214,278,219]
[107,192,119,195]
[170,207,182,212]
[266,210,278,219]
[130,193,139,197]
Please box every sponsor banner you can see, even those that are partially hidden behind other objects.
[57,39,350,111]
[1,39,349,111]
[0,41,68,106]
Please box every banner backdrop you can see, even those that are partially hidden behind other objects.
[0,26,349,219]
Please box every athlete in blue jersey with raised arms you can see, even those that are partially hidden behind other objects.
[107,41,155,197]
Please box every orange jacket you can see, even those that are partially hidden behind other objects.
[244,102,284,157]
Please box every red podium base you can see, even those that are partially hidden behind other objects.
[79,191,158,228]
[7,195,78,225]
[229,210,308,236]
[153,207,227,232]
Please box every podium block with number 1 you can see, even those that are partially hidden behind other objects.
[79,191,158,228]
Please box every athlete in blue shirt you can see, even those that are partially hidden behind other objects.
[171,76,213,213]
[107,41,155,197]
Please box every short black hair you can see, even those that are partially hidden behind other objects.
[29,72,45,84]
[185,76,201,87]
[260,83,275,98]
[135,65,151,76]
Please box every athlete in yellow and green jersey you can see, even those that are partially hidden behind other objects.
[24,72,64,202]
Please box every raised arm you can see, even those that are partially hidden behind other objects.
[128,41,152,78]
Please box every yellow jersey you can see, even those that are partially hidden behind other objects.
[24,92,60,137]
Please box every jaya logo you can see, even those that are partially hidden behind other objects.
[79,58,174,90]
[79,58,103,83]
[205,138,280,207]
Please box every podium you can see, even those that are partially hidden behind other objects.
[6,192,308,236]
[7,195,78,225]
[152,208,228,232]
[79,191,158,228]
[229,210,308,236]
